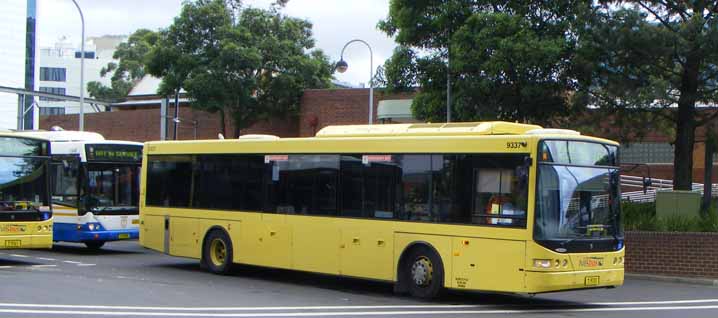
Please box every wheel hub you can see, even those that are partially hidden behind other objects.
[210,239,226,266]
[411,256,433,287]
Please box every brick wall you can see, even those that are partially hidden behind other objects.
[298,88,416,137]
[40,106,297,142]
[625,231,718,278]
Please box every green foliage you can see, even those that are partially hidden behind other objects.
[622,201,658,231]
[146,0,331,136]
[375,46,417,93]
[87,29,159,100]
[621,200,718,232]
[378,0,580,123]
[574,2,718,189]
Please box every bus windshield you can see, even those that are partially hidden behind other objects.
[82,163,140,214]
[0,157,49,219]
[534,140,622,253]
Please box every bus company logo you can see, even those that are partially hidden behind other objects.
[579,257,603,267]
[1,225,26,233]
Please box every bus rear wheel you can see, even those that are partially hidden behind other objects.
[202,230,233,275]
[84,241,105,250]
[405,246,444,299]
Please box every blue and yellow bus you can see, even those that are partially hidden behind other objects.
[19,130,142,249]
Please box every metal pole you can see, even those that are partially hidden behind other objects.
[339,39,374,125]
[446,51,451,123]
[71,0,85,131]
[160,97,167,140]
[173,90,180,140]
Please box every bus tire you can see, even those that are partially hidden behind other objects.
[202,229,233,275]
[85,241,105,250]
[403,245,444,299]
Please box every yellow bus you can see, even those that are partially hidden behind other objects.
[140,122,624,298]
[0,133,53,249]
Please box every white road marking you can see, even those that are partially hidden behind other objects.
[0,266,13,269]
[1,299,718,311]
[36,257,56,261]
[63,260,82,264]
[77,264,96,267]
[30,265,57,268]
[0,304,484,311]
[1,305,718,317]
[593,299,718,306]
[9,254,28,258]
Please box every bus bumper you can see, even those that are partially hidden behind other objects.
[77,229,139,242]
[1,234,53,249]
[53,223,139,242]
[524,268,624,293]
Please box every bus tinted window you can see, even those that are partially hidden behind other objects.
[398,155,432,221]
[192,155,265,211]
[146,155,193,207]
[144,153,528,227]
[266,155,339,216]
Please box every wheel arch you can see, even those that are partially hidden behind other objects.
[394,241,445,293]
[200,225,231,264]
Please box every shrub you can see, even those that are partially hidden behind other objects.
[620,199,718,232]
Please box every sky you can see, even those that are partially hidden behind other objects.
[37,0,397,87]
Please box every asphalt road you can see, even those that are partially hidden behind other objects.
[1,240,717,318]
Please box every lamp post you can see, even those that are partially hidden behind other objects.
[335,39,374,125]
[70,0,85,131]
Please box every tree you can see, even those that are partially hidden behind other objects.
[378,0,579,123]
[146,0,331,137]
[87,29,158,100]
[376,46,417,93]
[575,2,718,190]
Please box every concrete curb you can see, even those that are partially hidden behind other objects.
[626,273,718,287]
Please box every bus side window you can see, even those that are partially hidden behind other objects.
[470,156,528,227]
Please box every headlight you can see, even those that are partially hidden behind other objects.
[533,259,552,268]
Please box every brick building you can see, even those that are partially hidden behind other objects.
[40,87,717,182]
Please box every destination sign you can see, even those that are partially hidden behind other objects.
[86,144,142,162]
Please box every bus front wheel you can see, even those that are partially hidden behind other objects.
[85,241,105,250]
[202,229,234,275]
[404,245,444,299]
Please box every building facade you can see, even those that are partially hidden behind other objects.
[36,35,123,116]
[0,0,37,130]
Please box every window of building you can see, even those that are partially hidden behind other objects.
[620,142,674,164]
[39,67,66,82]
[74,51,95,59]
[39,87,66,101]
[39,107,65,116]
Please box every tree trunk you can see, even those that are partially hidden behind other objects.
[703,126,716,215]
[673,51,701,190]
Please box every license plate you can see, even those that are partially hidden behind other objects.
[118,233,130,239]
[4,240,22,248]
[585,276,600,286]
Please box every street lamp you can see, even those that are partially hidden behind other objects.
[335,39,374,125]
[70,0,86,131]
